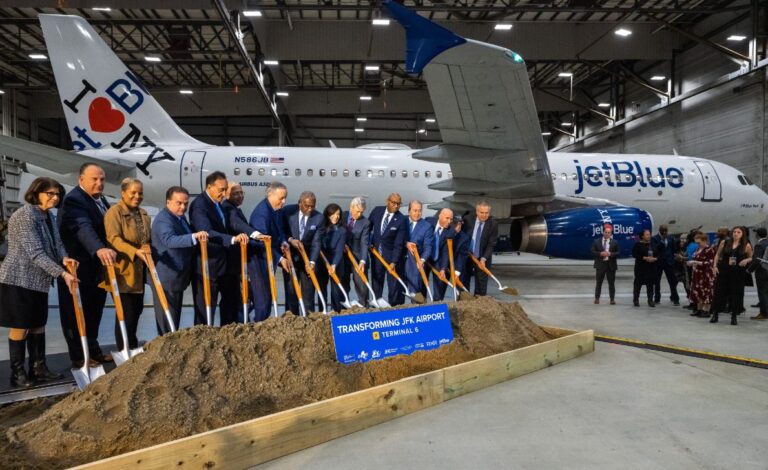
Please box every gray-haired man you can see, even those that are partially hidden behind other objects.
[342,197,372,306]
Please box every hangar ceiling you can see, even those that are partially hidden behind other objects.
[0,0,762,148]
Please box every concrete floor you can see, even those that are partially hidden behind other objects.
[2,255,767,469]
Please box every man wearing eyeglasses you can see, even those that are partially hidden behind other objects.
[368,193,407,305]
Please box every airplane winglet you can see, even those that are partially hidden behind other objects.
[381,0,466,74]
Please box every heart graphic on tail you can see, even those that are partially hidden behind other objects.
[88,97,125,133]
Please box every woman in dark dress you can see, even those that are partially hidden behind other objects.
[0,178,78,387]
[711,226,753,325]
[688,233,717,318]
[316,203,346,312]
[632,229,657,307]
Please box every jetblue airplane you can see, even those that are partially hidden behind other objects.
[1,2,766,260]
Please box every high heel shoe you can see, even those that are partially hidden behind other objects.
[730,314,737,326]
[709,312,719,323]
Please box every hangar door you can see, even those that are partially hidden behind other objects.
[694,161,722,202]
[180,151,206,195]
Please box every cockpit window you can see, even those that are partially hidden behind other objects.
[744,175,754,185]
[738,175,747,185]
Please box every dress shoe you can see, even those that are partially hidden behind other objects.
[672,301,680,306]
[610,299,616,305]
[690,310,700,316]
[633,300,640,307]
[91,352,113,364]
[71,358,100,369]
[730,314,738,326]
[750,314,768,320]
[684,304,696,310]
[697,311,711,318]
[594,298,599,304]
[709,313,719,323]
[647,301,655,307]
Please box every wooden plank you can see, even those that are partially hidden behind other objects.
[443,330,594,400]
[78,328,593,469]
[75,369,445,470]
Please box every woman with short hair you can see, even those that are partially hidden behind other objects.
[101,178,151,350]
[688,233,717,318]
[0,177,77,387]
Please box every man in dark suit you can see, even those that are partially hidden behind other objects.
[57,163,117,367]
[150,186,208,334]
[426,208,455,301]
[220,182,257,323]
[368,193,408,305]
[189,171,249,326]
[248,181,290,321]
[592,224,620,304]
[452,217,471,282]
[651,224,680,305]
[750,227,768,320]
[404,200,434,301]
[342,197,372,307]
[461,201,499,296]
[282,191,324,314]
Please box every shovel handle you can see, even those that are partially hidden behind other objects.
[240,240,249,305]
[470,254,494,277]
[344,246,369,284]
[106,264,126,322]
[409,245,432,295]
[369,246,402,280]
[200,238,212,309]
[142,246,171,314]
[298,243,323,294]
[426,262,452,287]
[66,261,87,338]
[320,251,343,285]
[263,236,278,304]
[447,238,457,288]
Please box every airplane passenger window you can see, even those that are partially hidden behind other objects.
[436,171,443,178]
[283,169,289,177]
[271,169,277,176]
[234,168,241,175]
[295,169,301,176]
[307,169,313,176]
[414,171,419,178]
[551,173,557,181]
[402,170,408,178]
[425,170,431,178]
[343,169,349,177]
[572,173,578,181]
[366,170,372,178]
[258,168,265,176]
[390,170,396,178]
[331,169,338,177]
[246,168,253,176]
[320,169,326,177]
[561,173,567,180]
[378,170,384,177]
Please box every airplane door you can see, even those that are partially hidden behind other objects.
[694,161,722,202]
[180,150,206,195]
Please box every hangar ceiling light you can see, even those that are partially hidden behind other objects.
[243,10,263,17]
[276,91,289,97]
[365,65,380,72]
[28,54,47,60]
[494,24,513,31]
[558,72,573,78]
[179,89,193,95]
[356,117,367,122]
[727,35,747,41]
[561,122,573,126]
[615,28,632,37]
[372,19,390,26]
[0,90,5,95]
[417,129,427,134]
[425,118,436,123]
[359,96,372,101]
[598,103,611,108]
[354,128,365,132]
[542,132,551,136]
[263,60,279,66]
[650,75,666,81]
[92,7,111,11]
[144,56,161,63]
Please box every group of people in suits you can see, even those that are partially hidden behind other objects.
[0,163,499,387]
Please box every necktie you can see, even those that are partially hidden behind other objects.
[179,217,191,234]
[299,215,306,240]
[434,227,442,259]
[94,197,107,216]
[214,202,225,225]
[472,222,483,257]
[383,213,391,233]
[347,216,355,234]
[410,221,416,237]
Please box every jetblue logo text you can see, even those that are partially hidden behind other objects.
[574,160,684,195]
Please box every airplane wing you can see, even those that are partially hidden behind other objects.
[383,1,554,213]
[0,134,134,185]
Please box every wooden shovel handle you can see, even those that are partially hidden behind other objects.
[200,238,212,308]
[470,254,494,277]
[106,264,126,322]
[65,260,87,337]
[142,245,170,313]
[447,238,457,288]
[426,262,450,285]
[320,251,343,285]
[369,246,402,280]
[410,245,432,294]
[240,241,248,304]
[298,243,323,293]
[263,237,278,302]
[344,246,369,284]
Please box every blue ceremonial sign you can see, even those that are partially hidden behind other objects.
[330,303,454,364]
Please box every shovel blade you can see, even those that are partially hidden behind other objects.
[376,298,391,308]
[112,347,144,366]
[351,301,364,308]
[501,287,519,296]
[412,292,427,304]
[71,365,106,390]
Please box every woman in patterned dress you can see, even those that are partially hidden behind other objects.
[688,233,716,318]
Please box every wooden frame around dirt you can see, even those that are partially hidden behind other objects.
[76,327,594,469]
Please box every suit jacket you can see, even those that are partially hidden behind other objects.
[57,185,110,286]
[102,200,152,293]
[651,234,677,265]
[462,214,498,261]
[343,212,371,265]
[248,198,286,264]
[452,230,470,274]
[151,207,196,292]
[0,204,67,292]
[368,206,407,263]
[322,225,346,267]
[425,217,456,271]
[282,204,324,264]
[591,237,619,271]
[750,238,768,274]
[406,218,434,263]
[189,192,232,278]
[222,200,258,260]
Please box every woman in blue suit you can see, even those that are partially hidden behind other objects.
[317,204,346,312]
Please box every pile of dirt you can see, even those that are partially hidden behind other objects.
[2,297,551,469]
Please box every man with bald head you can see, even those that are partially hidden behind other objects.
[426,208,456,301]
[368,193,408,305]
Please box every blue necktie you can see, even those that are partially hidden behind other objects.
[472,222,483,258]
[179,216,191,234]
[214,202,225,225]
[433,227,441,260]
[299,215,306,240]
[383,213,391,233]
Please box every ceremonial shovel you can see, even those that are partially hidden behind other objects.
[345,246,389,308]
[283,246,307,317]
[200,238,213,325]
[142,245,176,332]
[298,243,328,314]
[447,239,458,301]
[262,236,280,317]
[408,244,434,302]
[65,260,105,389]
[370,246,425,304]
[426,262,475,301]
[240,240,249,323]
[469,254,519,296]
[106,264,144,366]
[320,251,361,310]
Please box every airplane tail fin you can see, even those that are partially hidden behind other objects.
[39,14,202,151]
